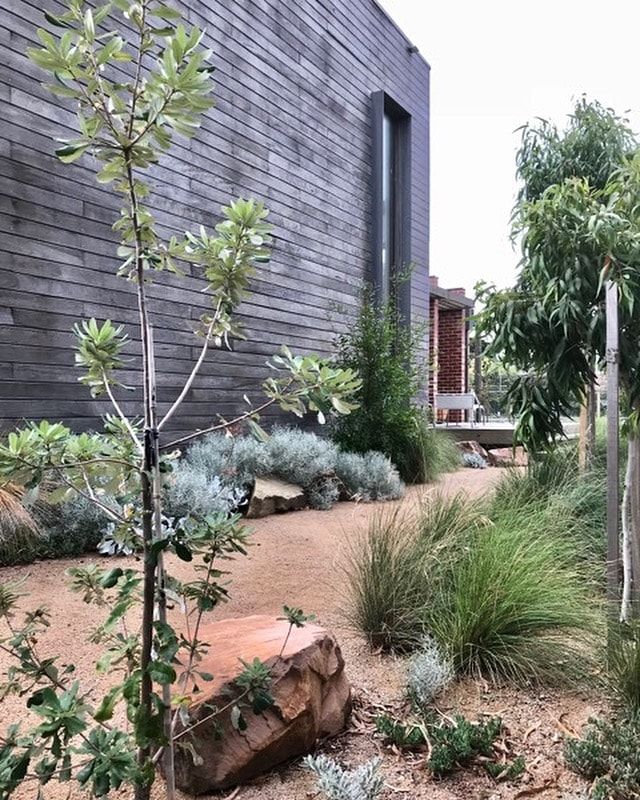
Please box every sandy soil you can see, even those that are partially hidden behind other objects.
[0,468,597,799]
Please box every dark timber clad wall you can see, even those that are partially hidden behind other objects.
[0,0,430,437]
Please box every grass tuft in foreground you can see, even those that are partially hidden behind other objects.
[348,474,600,685]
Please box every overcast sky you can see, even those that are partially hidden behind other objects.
[378,0,640,296]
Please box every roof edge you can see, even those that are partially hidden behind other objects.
[369,0,431,70]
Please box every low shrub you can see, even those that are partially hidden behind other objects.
[565,715,640,799]
[335,451,404,502]
[406,637,453,708]
[428,714,503,776]
[0,484,43,566]
[38,495,113,559]
[304,754,384,800]
[176,433,271,490]
[462,452,487,469]
[172,427,342,511]
[266,426,338,489]
[165,465,247,518]
[376,710,518,780]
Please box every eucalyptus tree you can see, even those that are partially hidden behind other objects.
[477,99,640,619]
[0,1,360,798]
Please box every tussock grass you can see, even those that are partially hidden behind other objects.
[608,622,640,714]
[348,482,601,685]
[0,483,43,566]
[346,508,427,652]
[427,504,599,684]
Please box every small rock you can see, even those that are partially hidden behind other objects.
[172,615,351,794]
[246,475,307,518]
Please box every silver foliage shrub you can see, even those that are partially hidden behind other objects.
[179,433,271,488]
[304,755,384,800]
[266,426,338,488]
[38,495,113,558]
[406,637,453,707]
[462,452,487,469]
[306,476,341,511]
[335,451,405,502]
[168,428,405,512]
[164,466,247,518]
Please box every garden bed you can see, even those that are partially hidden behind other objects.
[0,467,597,799]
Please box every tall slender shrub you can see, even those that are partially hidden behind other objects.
[332,292,452,483]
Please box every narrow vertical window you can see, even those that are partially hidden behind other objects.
[380,112,395,306]
[371,92,412,320]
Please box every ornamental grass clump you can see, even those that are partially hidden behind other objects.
[0,484,43,566]
[427,503,599,684]
[349,485,599,684]
[607,621,640,715]
[346,507,428,652]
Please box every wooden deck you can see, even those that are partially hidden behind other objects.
[436,419,580,449]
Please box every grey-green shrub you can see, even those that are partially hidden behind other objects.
[565,715,640,800]
[407,637,453,707]
[462,452,487,469]
[172,428,343,510]
[38,496,112,558]
[336,451,404,502]
[266,427,338,488]
[165,467,247,518]
[180,433,271,489]
[304,755,384,800]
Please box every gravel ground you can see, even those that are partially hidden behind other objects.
[0,467,596,799]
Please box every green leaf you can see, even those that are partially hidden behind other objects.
[55,143,89,164]
[174,542,192,562]
[147,660,176,686]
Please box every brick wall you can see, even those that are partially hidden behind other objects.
[429,281,469,423]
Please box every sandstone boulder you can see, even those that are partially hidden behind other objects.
[456,440,490,461]
[245,476,306,518]
[487,446,528,467]
[172,615,351,794]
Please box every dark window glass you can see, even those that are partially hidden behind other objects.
[381,112,395,306]
[372,92,411,319]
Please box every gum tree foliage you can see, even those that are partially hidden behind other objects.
[0,2,360,798]
[476,98,640,620]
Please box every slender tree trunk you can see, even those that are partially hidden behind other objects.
[579,379,597,471]
[148,330,176,800]
[128,154,157,800]
[621,431,640,621]
[587,377,597,465]
[621,445,633,621]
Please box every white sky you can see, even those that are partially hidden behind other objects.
[378,0,640,296]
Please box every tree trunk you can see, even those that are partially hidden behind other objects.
[578,379,597,471]
[622,432,640,621]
